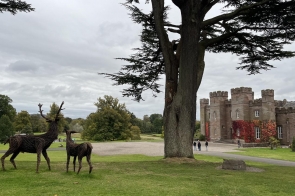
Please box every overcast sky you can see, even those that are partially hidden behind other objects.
[1,1,294,120]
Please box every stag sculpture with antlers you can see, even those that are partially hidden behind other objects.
[1,101,64,173]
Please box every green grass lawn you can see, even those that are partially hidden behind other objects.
[0,150,294,196]
[231,147,295,161]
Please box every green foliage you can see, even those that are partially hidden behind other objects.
[269,136,280,150]
[199,134,206,141]
[150,113,163,134]
[1,151,295,195]
[130,125,141,140]
[30,114,48,133]
[82,95,132,141]
[69,118,85,132]
[101,1,295,101]
[0,115,14,142]
[0,0,34,15]
[135,113,163,134]
[291,137,295,152]
[0,94,16,121]
[21,124,33,135]
[14,110,32,134]
[195,121,200,132]
[47,102,66,133]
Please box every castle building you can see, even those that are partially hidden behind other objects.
[200,87,295,145]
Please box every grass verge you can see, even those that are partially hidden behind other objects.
[230,147,295,161]
[0,151,294,196]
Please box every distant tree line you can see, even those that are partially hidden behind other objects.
[0,94,164,142]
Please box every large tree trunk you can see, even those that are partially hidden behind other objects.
[151,0,205,158]
[163,0,203,158]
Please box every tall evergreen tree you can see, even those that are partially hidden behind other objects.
[0,0,34,14]
[101,0,295,158]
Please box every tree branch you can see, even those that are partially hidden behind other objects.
[202,0,271,28]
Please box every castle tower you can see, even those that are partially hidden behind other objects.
[209,91,228,141]
[200,98,209,136]
[261,89,275,121]
[231,87,253,121]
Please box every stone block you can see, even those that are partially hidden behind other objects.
[222,159,246,170]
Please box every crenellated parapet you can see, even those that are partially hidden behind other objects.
[275,107,295,114]
[209,91,228,98]
[249,98,262,106]
[262,89,274,96]
[231,87,252,94]
[200,98,209,105]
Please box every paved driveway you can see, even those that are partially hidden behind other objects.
[91,141,295,167]
[91,141,239,156]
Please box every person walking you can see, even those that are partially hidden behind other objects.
[205,140,208,151]
[238,139,241,148]
[197,140,201,151]
[193,141,197,151]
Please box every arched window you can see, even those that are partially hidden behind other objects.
[236,110,239,119]
[213,111,216,121]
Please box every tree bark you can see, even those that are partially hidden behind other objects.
[162,0,203,158]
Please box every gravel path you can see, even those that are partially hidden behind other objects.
[91,141,295,167]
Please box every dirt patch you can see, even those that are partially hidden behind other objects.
[162,157,197,164]
[216,165,265,172]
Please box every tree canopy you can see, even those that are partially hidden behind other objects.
[47,102,66,133]
[0,0,34,15]
[82,95,139,141]
[0,94,16,121]
[101,0,295,158]
[0,115,14,142]
[14,110,33,134]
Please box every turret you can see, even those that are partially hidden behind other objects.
[200,99,209,136]
[261,89,275,121]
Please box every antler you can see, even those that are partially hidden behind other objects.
[38,103,51,122]
[55,101,65,120]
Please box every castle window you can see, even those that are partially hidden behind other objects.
[209,113,211,119]
[277,126,282,139]
[213,111,216,121]
[237,129,240,136]
[230,110,232,119]
[255,127,260,139]
[254,110,259,117]
[236,110,239,119]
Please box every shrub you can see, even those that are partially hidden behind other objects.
[269,136,280,150]
[199,134,206,141]
[291,137,295,152]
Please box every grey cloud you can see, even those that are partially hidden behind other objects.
[6,60,39,73]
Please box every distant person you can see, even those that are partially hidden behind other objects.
[238,139,241,148]
[205,140,208,151]
[198,140,201,151]
[193,141,197,151]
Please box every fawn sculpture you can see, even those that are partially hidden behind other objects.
[65,130,93,174]
[1,101,64,173]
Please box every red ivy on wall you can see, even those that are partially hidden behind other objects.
[205,122,210,141]
[232,120,255,143]
[260,120,277,142]
[232,120,276,143]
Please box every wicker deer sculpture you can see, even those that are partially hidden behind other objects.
[65,130,93,174]
[1,101,64,173]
